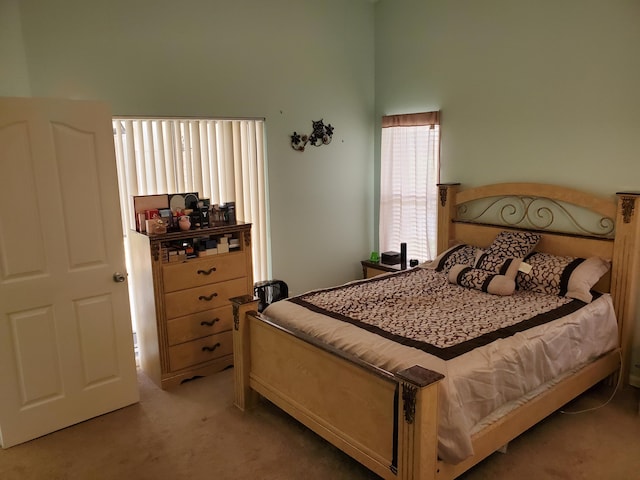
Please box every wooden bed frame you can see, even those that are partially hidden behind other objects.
[232,183,640,480]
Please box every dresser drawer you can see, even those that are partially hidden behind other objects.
[162,253,246,293]
[164,277,247,319]
[169,331,233,371]
[166,306,233,346]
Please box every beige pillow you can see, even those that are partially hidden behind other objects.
[448,264,516,296]
[485,230,541,258]
[517,253,610,303]
[422,244,482,274]
[474,252,522,279]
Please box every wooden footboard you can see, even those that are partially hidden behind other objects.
[233,294,621,480]
[232,296,444,480]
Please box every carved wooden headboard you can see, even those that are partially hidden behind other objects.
[436,182,640,384]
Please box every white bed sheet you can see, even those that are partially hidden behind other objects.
[262,286,619,464]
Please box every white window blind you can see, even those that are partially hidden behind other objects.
[379,112,440,262]
[113,117,269,284]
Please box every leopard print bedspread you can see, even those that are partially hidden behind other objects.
[289,268,589,360]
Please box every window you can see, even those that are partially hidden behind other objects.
[379,111,440,262]
[113,117,269,283]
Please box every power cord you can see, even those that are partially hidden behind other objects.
[559,350,623,415]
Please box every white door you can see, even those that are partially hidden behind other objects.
[0,97,139,448]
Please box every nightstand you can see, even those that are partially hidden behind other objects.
[361,260,407,279]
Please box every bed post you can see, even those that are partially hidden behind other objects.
[231,295,260,411]
[611,192,640,383]
[395,366,444,480]
[436,183,460,254]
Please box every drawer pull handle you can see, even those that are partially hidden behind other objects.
[200,318,220,327]
[197,267,217,275]
[198,293,218,301]
[202,342,221,353]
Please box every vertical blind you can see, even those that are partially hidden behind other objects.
[113,117,269,283]
[379,112,440,262]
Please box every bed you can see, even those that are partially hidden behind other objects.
[231,183,640,480]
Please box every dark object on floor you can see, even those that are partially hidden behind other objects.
[254,280,289,312]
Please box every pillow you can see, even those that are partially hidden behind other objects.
[448,264,516,296]
[484,230,541,259]
[474,252,522,279]
[516,252,610,303]
[421,243,482,274]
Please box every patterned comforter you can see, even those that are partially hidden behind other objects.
[290,268,589,360]
[263,267,619,464]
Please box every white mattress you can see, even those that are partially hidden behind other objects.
[262,282,619,464]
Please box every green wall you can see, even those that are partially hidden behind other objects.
[0,0,31,96]
[9,0,376,295]
[375,0,640,196]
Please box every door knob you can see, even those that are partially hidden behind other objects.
[113,272,127,283]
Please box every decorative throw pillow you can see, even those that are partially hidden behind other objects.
[422,244,482,274]
[474,252,522,279]
[517,252,610,303]
[484,231,541,259]
[448,264,516,296]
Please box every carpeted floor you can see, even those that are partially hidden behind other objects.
[1,368,639,480]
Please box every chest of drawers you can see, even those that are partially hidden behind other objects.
[130,223,253,389]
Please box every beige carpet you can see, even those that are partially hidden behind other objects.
[1,368,638,480]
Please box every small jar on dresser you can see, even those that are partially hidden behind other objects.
[129,222,253,389]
